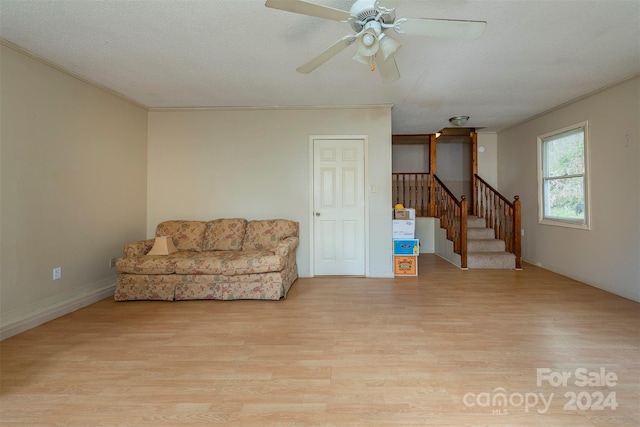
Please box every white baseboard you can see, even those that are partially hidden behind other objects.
[0,281,115,341]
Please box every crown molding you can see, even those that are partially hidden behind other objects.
[148,104,395,112]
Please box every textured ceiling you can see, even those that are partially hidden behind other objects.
[1,0,639,134]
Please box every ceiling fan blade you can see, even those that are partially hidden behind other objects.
[377,0,403,10]
[297,35,356,74]
[376,54,400,83]
[265,0,351,22]
[395,18,487,39]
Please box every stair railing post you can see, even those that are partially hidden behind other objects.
[460,196,468,269]
[513,195,522,269]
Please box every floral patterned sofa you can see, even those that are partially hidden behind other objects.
[114,219,298,301]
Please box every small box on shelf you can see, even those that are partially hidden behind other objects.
[393,208,415,220]
[394,256,418,276]
[393,239,419,255]
[392,220,415,238]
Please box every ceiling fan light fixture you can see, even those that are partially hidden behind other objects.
[362,32,375,46]
[449,115,470,126]
[378,33,401,61]
[356,28,379,56]
[352,51,371,65]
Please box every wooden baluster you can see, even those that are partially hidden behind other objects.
[452,200,458,252]
[473,177,478,216]
[409,174,412,208]
[487,191,495,232]
[449,198,454,241]
[413,174,418,213]
[460,197,468,268]
[485,185,490,226]
[435,184,441,222]
[478,178,482,217]
[491,194,495,236]
[402,174,406,207]
[428,174,435,217]
[412,174,420,213]
[505,203,511,251]
[446,197,451,239]
[498,199,504,241]
[406,174,409,208]
[408,174,412,209]
[393,175,396,205]
[420,174,425,216]
[513,196,522,269]
[482,185,485,221]
[408,174,412,210]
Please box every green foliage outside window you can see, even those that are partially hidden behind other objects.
[540,125,587,224]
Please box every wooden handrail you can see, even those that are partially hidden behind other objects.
[473,174,522,269]
[433,175,468,268]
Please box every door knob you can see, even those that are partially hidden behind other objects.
[315,212,320,217]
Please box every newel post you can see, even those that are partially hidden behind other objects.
[513,196,522,269]
[428,134,437,217]
[460,196,468,269]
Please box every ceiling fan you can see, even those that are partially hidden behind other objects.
[265,0,486,83]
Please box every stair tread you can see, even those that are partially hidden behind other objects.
[468,251,515,255]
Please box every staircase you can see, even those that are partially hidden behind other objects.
[466,216,516,269]
[395,172,521,270]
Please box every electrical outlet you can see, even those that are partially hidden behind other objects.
[521,228,525,236]
[53,267,62,280]
[110,257,117,268]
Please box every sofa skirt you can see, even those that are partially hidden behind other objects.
[114,262,298,301]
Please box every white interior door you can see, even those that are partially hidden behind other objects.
[313,138,365,276]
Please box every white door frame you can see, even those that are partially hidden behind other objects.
[309,135,369,277]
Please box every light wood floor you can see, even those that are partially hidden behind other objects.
[1,255,638,426]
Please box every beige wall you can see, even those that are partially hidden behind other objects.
[3,38,634,343]
[0,45,148,338]
[147,107,394,277]
[477,132,498,188]
[498,77,640,302]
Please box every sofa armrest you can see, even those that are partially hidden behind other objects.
[123,239,156,257]
[275,236,299,257]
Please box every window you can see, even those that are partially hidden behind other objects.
[537,121,590,229]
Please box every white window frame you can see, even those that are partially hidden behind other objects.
[537,121,591,230]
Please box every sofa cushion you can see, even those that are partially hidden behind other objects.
[116,255,178,274]
[173,251,227,275]
[242,219,299,250]
[221,250,285,275]
[173,250,284,275]
[156,220,207,252]
[203,218,247,251]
